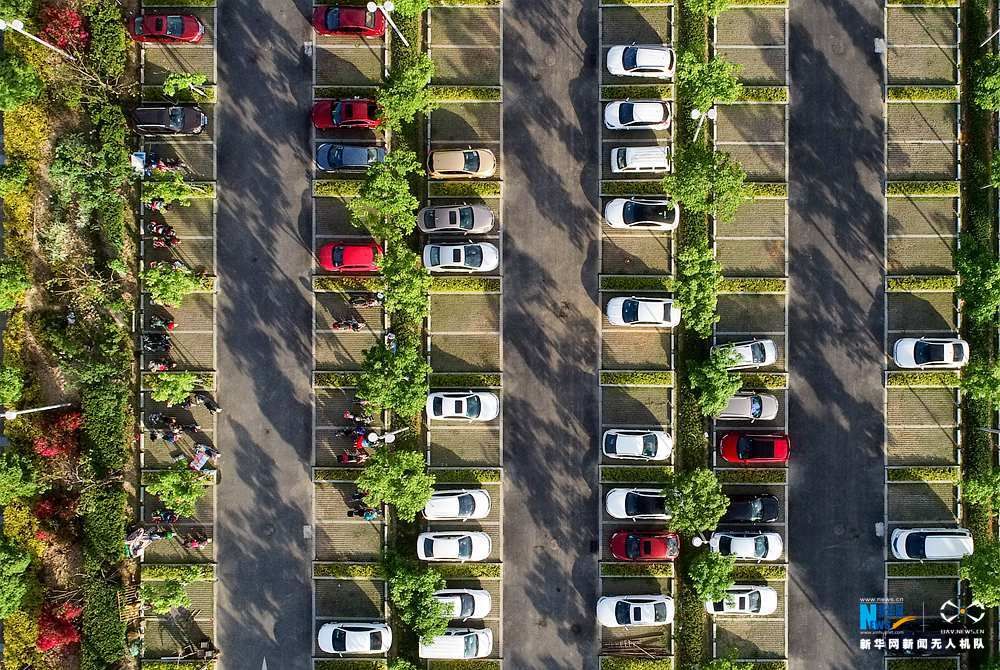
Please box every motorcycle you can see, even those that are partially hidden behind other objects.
[147,359,176,372]
[142,334,171,353]
[349,292,385,308]
[145,221,176,238]
[152,236,180,249]
[331,319,362,332]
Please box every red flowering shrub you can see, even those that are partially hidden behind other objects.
[33,496,76,521]
[38,6,89,52]
[32,411,82,458]
[36,601,82,651]
[51,411,82,434]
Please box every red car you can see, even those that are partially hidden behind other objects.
[318,241,382,273]
[312,6,386,37]
[128,14,205,43]
[719,432,789,465]
[312,99,380,130]
[610,531,679,562]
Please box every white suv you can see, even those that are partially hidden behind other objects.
[891,528,973,561]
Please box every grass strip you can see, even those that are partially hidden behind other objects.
[431,468,502,483]
[717,468,787,484]
[887,86,960,102]
[429,373,502,388]
[314,662,387,670]
[314,562,384,579]
[718,277,786,293]
[314,372,360,387]
[601,466,673,483]
[429,181,501,197]
[429,276,500,293]
[887,562,960,578]
[600,659,673,670]
[313,276,384,292]
[745,182,787,198]
[732,564,787,580]
[601,85,673,100]
[600,371,674,386]
[428,86,502,102]
[428,662,501,670]
[601,180,670,196]
[600,562,674,577]
[735,86,788,103]
[885,371,960,387]
[435,563,502,578]
[886,275,958,292]
[314,180,363,197]
[600,275,674,292]
[142,564,214,581]
[887,466,961,483]
[314,86,378,99]
[141,85,217,103]
[314,468,363,481]
[886,181,960,197]
[739,372,787,389]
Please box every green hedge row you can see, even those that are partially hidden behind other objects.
[730,0,788,5]
[600,562,673,577]
[313,276,384,292]
[886,660,961,670]
[429,181,501,197]
[599,658,672,670]
[601,85,673,101]
[80,578,128,669]
[314,86,378,100]
[886,561,960,577]
[732,564,787,580]
[745,182,787,198]
[141,371,215,392]
[142,662,216,670]
[887,86,960,102]
[601,180,669,196]
[739,372,787,389]
[314,180,363,197]
[142,564,214,581]
[887,0,958,5]
[886,181,959,197]
[886,275,957,292]
[601,466,673,483]
[141,85,218,103]
[314,372,360,387]
[142,0,215,4]
[428,86,502,102]
[314,661,387,670]
[314,562,384,579]
[600,275,674,292]
[735,86,788,103]
[887,466,961,482]
[430,0,500,4]
[431,468,502,483]
[428,662,501,670]
[435,563,502,579]
[600,370,674,386]
[141,180,215,199]
[314,468,363,481]
[885,371,960,387]
[429,276,500,293]
[717,468,787,484]
[718,277,786,293]
[429,373,502,388]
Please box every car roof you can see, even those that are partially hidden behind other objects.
[924,533,973,558]
[341,244,375,265]
[432,150,469,171]
[628,102,666,122]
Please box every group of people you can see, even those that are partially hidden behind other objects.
[125,525,212,558]
[346,491,381,521]
[147,413,201,444]
[147,220,180,248]
[337,406,377,464]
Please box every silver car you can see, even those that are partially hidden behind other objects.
[717,393,779,421]
[417,204,495,235]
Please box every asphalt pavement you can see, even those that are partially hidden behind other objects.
[502,1,601,668]
[214,2,314,668]
[787,0,886,668]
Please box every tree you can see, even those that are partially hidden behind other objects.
[146,372,199,406]
[663,143,748,224]
[390,661,420,670]
[689,346,742,417]
[0,0,32,20]
[140,579,191,614]
[698,660,752,670]
[36,602,82,651]
[688,550,735,601]
[162,72,209,100]
[964,469,1000,509]
[0,160,30,198]
[0,50,41,112]
[356,337,431,418]
[0,451,39,506]
[688,0,731,16]
[355,448,435,521]
[955,236,1000,324]
[676,51,742,113]
[0,257,30,311]
[962,540,1000,606]
[0,539,31,618]
[664,468,729,534]
[383,552,450,642]
[376,53,436,131]
[144,460,209,518]
[141,264,205,307]
[389,0,429,16]
[39,5,90,52]
[348,149,423,239]
[0,365,23,408]
[675,242,721,338]
[961,357,1000,404]
[144,170,210,207]
[975,54,1000,110]
[380,244,431,322]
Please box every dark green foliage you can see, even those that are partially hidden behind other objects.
[0,450,39,506]
[689,346,741,416]
[0,0,33,20]
[356,338,431,418]
[0,160,30,198]
[80,379,131,476]
[383,552,449,642]
[79,485,126,569]
[0,538,31,617]
[676,51,742,112]
[688,549,735,601]
[675,241,722,337]
[973,54,1000,110]
[348,149,423,239]
[381,243,431,322]
[355,448,434,522]
[0,257,29,310]
[81,0,128,82]
[664,143,748,224]
[141,579,190,613]
[377,53,436,131]
[80,577,127,669]
[0,50,41,111]
[955,235,1000,324]
[664,467,729,534]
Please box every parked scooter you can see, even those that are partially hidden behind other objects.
[349,292,385,308]
[331,319,362,332]
[142,334,171,353]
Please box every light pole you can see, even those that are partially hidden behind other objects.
[367,1,409,48]
[2,402,73,421]
[690,107,717,143]
[0,19,76,61]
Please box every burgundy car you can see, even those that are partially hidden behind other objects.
[719,432,790,465]
[128,14,205,43]
[312,99,380,130]
[610,531,680,562]
[317,241,383,273]
[312,6,386,37]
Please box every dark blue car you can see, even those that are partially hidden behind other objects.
[315,143,386,172]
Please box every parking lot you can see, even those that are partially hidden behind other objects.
[137,0,220,661]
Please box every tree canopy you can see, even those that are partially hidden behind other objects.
[356,448,435,522]
[664,467,729,535]
[663,143,748,224]
[676,51,742,113]
[689,346,742,417]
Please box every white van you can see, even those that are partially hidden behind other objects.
[419,628,494,659]
[611,146,671,174]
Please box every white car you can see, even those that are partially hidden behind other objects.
[705,586,778,616]
[423,489,492,521]
[893,337,970,369]
[417,531,492,562]
[604,100,672,130]
[419,628,493,659]
[714,339,778,370]
[717,392,780,421]
[890,528,974,561]
[705,531,783,561]
[417,204,495,235]
[604,197,679,231]
[605,488,671,520]
[317,621,392,654]
[597,595,674,627]
[426,391,500,422]
[606,296,680,327]
[434,588,493,620]
[602,429,673,461]
[606,44,675,78]
[423,243,499,273]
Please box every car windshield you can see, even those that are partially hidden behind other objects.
[913,341,945,364]
[641,434,658,457]
[621,299,639,323]
[133,17,144,34]
[618,103,635,125]
[332,246,344,267]
[748,591,761,612]
[326,8,340,29]
[751,341,767,363]
[429,247,441,266]
[459,594,475,618]
[424,210,437,229]
[754,536,768,558]
[616,150,628,170]
[464,246,483,268]
[464,635,478,658]
[432,397,443,415]
[465,396,481,418]
[615,600,630,624]
[457,494,475,516]
[166,16,183,35]
[625,492,663,517]
[457,537,473,558]
[905,533,927,559]
[369,631,382,651]
[422,538,435,557]
[458,207,475,230]
[366,147,381,164]
[719,536,732,554]
[737,437,774,460]
[623,46,638,70]
[332,103,343,126]
[604,433,617,454]
[625,535,640,559]
[750,396,763,418]
[365,10,376,27]
[653,602,669,622]
[331,629,347,651]
[748,497,763,520]
[463,152,481,172]
[634,203,670,223]
[168,107,184,130]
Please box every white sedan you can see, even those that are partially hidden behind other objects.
[426,391,500,422]
[423,243,499,273]
[893,337,969,369]
[434,588,493,620]
[602,429,672,461]
[418,531,492,562]
[417,204,495,234]
[317,622,392,654]
[605,488,671,520]
[604,198,679,231]
[717,392,780,421]
[606,296,680,327]
[423,489,492,521]
[597,595,674,627]
[606,44,675,78]
[604,100,671,130]
[714,339,777,370]
[704,531,783,561]
[705,586,779,616]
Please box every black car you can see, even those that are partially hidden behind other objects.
[721,494,780,523]
[131,105,207,135]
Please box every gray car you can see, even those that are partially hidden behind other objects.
[417,204,495,234]
[316,144,385,172]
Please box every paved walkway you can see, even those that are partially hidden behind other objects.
[787,0,886,667]
[214,2,314,668]
[502,1,601,668]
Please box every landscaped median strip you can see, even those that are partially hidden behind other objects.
[887,86,960,102]
[600,371,674,386]
[600,466,674,483]
[429,372,502,388]
[885,371,961,388]
[429,276,501,293]
[885,181,960,197]
[716,468,788,484]
[885,275,958,292]
[886,466,961,483]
